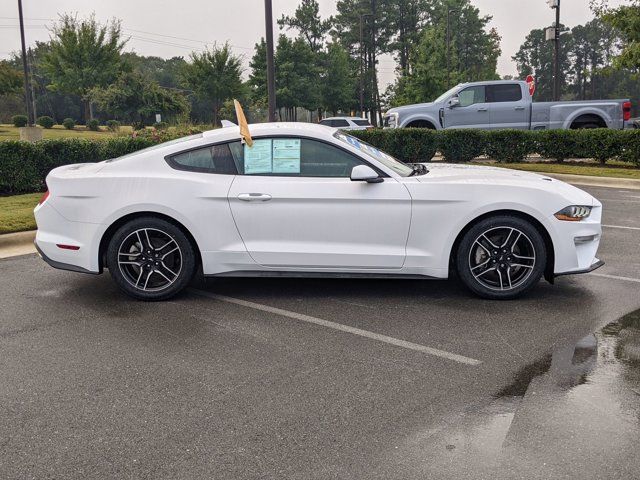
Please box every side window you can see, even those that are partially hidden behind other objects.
[457,86,486,107]
[234,138,366,178]
[319,120,332,126]
[488,84,522,102]
[169,143,238,174]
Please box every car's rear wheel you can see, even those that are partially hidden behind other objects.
[106,217,196,300]
[456,216,546,300]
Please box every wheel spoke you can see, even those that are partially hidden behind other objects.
[161,246,179,260]
[471,258,491,272]
[474,266,497,279]
[156,238,177,252]
[496,269,504,290]
[143,270,152,290]
[481,234,499,249]
[118,261,142,266]
[509,232,523,252]
[119,251,141,257]
[506,267,513,289]
[511,263,534,270]
[160,262,178,278]
[501,228,514,248]
[474,240,491,256]
[134,268,144,288]
[155,268,174,284]
[144,229,153,251]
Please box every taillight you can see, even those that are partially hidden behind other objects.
[38,190,50,205]
[623,101,632,121]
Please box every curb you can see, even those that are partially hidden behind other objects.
[0,230,36,259]
[0,230,36,248]
[542,173,640,190]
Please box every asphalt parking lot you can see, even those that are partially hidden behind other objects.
[1,185,639,479]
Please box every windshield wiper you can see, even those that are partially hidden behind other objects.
[407,163,429,177]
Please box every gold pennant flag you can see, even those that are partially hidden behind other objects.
[233,99,253,147]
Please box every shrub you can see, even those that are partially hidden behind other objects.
[87,119,100,131]
[153,121,169,131]
[12,115,28,128]
[106,120,121,132]
[533,129,583,162]
[438,129,486,162]
[574,129,623,165]
[351,128,438,162]
[619,130,640,165]
[484,130,535,163]
[62,118,75,130]
[0,141,40,193]
[36,116,55,129]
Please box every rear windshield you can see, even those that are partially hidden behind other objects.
[105,133,204,162]
[352,119,371,126]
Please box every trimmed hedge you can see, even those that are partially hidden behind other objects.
[12,115,28,128]
[36,116,55,129]
[62,118,75,130]
[1,128,639,195]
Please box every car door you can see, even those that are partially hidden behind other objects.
[443,85,491,129]
[227,136,412,269]
[487,83,529,129]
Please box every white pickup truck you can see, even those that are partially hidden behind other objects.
[383,80,632,131]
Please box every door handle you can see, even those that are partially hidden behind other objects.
[237,193,272,202]
[477,108,488,112]
[515,106,526,111]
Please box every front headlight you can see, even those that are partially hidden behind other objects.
[554,205,592,222]
[384,112,398,128]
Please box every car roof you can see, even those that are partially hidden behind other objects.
[321,117,370,121]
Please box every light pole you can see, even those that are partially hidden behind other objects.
[359,13,372,119]
[17,0,34,126]
[264,0,276,122]
[446,8,458,90]
[546,0,561,101]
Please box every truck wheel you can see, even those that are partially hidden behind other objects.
[456,216,546,300]
[106,217,196,301]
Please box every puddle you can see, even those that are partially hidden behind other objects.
[397,308,640,479]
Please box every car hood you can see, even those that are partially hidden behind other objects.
[414,163,598,206]
[386,102,435,115]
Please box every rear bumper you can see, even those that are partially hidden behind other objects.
[34,241,99,275]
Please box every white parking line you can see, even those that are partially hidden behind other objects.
[189,289,482,366]
[590,273,640,284]
[603,225,640,231]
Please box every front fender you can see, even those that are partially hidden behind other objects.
[399,113,442,129]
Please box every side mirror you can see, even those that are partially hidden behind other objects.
[350,165,383,183]
[448,95,460,108]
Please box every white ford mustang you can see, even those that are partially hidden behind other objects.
[34,122,603,300]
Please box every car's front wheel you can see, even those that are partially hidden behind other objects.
[106,217,196,300]
[456,216,547,300]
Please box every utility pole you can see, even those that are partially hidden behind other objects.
[359,13,371,119]
[546,0,561,101]
[264,0,276,122]
[17,0,34,126]
[446,8,458,90]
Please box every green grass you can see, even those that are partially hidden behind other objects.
[0,192,40,234]
[474,161,640,180]
[0,124,128,140]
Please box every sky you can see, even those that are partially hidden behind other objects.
[0,0,627,88]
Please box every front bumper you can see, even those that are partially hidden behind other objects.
[555,258,604,277]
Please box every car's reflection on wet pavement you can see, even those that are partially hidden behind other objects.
[396,309,640,479]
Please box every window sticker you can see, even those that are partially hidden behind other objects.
[244,139,272,174]
[272,139,301,173]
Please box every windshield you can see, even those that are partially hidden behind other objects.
[105,133,204,162]
[333,131,413,177]
[433,85,462,103]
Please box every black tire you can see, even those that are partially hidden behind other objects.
[575,123,601,129]
[106,216,197,301]
[455,215,546,300]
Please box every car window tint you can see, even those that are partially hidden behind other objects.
[488,84,522,102]
[235,138,365,178]
[458,86,485,107]
[353,119,371,126]
[332,119,350,127]
[169,143,237,174]
[319,120,332,126]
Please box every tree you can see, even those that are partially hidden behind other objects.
[275,35,322,119]
[91,71,190,124]
[248,39,268,106]
[41,14,126,122]
[180,43,244,126]
[594,0,640,72]
[278,0,333,53]
[513,26,572,101]
[0,61,22,96]
[321,42,356,115]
